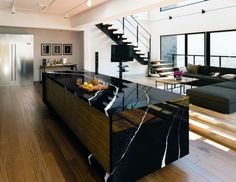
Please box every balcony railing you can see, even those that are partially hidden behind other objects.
[165,54,236,68]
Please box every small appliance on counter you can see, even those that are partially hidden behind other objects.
[63,58,68,64]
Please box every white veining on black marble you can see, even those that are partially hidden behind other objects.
[88,90,102,105]
[161,108,180,168]
[177,110,184,159]
[104,84,119,117]
[110,92,150,176]
[104,173,110,182]
[88,154,93,165]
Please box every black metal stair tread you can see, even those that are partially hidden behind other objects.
[103,24,113,27]
[113,33,124,35]
[108,28,118,31]
[96,22,151,66]
[123,42,132,44]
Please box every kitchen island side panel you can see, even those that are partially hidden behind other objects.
[45,78,110,172]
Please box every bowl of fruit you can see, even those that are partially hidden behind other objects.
[78,77,108,92]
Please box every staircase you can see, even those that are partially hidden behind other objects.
[96,15,173,77]
[96,15,153,76]
[150,60,175,77]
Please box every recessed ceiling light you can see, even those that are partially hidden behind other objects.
[87,0,92,7]
[64,14,68,19]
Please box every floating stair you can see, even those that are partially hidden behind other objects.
[150,60,174,77]
[96,21,150,66]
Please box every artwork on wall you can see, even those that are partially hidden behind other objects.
[41,43,51,56]
[52,44,62,55]
[63,44,72,55]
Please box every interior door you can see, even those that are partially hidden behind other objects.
[0,34,33,86]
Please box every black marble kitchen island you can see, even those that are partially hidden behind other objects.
[42,70,189,182]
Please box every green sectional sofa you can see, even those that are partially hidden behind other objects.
[186,81,236,114]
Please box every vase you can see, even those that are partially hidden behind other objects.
[176,76,182,80]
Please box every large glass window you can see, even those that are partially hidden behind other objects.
[160,35,185,67]
[160,30,236,68]
[210,31,236,68]
[187,34,205,65]
[161,0,208,12]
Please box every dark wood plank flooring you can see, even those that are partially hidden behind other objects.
[0,83,236,182]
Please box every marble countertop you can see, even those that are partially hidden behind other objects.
[45,70,184,116]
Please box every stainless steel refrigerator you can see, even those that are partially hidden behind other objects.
[0,34,33,86]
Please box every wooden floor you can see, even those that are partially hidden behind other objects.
[1,83,236,182]
[125,74,236,150]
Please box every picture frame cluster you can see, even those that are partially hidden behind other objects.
[41,43,72,56]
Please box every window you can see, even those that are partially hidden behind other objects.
[187,34,205,65]
[210,31,236,68]
[160,35,185,67]
[161,29,236,68]
[160,0,208,12]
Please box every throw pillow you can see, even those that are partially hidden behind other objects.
[179,66,187,73]
[211,72,221,77]
[197,66,210,75]
[220,74,236,80]
[186,64,200,74]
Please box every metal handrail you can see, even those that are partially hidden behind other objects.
[116,19,149,49]
[130,15,151,36]
[125,20,149,42]
[170,53,236,67]
[171,53,236,58]
[124,17,150,41]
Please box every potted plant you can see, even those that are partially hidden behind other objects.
[174,70,184,80]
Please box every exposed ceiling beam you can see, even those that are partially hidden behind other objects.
[70,0,185,28]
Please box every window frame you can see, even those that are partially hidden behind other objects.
[160,0,208,12]
[160,29,236,68]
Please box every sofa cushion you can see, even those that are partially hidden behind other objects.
[186,64,200,74]
[214,81,236,89]
[220,74,236,80]
[211,72,221,77]
[198,66,210,75]
[187,85,236,104]
[184,73,224,83]
[210,66,236,75]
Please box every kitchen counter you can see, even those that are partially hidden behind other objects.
[44,70,184,116]
[43,70,189,182]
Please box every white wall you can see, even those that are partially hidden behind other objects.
[84,26,147,77]
[0,26,84,81]
[71,0,185,28]
[149,0,236,60]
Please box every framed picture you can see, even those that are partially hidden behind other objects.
[41,43,51,56]
[63,44,72,55]
[52,44,62,55]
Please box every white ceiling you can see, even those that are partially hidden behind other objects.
[0,0,110,17]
